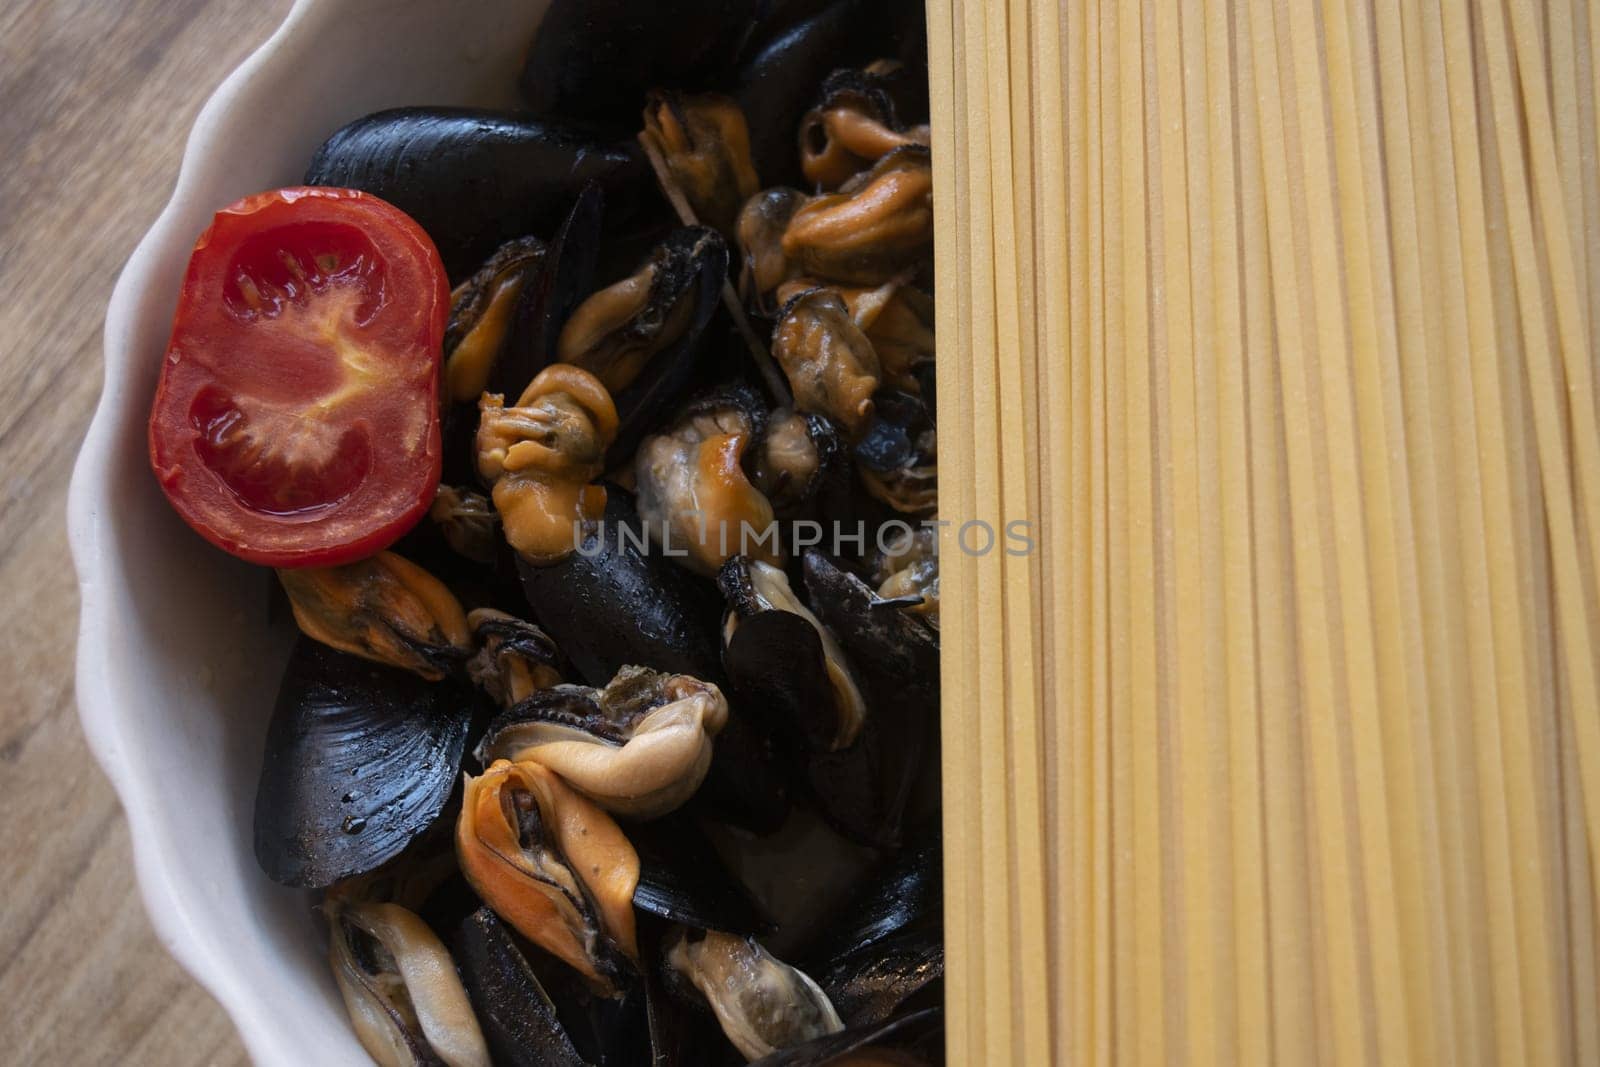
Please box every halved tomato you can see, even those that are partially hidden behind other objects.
[149,187,449,568]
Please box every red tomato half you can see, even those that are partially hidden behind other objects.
[149,188,449,568]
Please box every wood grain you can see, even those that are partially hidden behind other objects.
[0,1,290,1063]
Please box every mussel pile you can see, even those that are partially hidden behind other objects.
[256,2,943,1063]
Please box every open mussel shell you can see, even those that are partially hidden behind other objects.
[724,609,893,846]
[444,235,547,406]
[748,1006,942,1067]
[304,107,649,280]
[252,638,474,889]
[519,0,758,126]
[804,838,943,1027]
[853,390,937,517]
[720,558,898,847]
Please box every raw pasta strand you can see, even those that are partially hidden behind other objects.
[1202,0,1269,1058]
[1501,0,1600,882]
[986,0,1051,1056]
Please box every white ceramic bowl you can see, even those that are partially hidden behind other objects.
[67,2,551,1061]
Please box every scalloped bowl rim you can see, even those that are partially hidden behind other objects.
[66,1,548,1061]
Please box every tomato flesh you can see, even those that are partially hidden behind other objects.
[149,188,448,567]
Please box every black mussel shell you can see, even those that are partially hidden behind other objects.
[631,815,776,936]
[304,108,650,280]
[805,838,943,1027]
[604,228,731,468]
[252,638,473,889]
[452,908,589,1067]
[492,183,608,402]
[518,489,723,686]
[804,551,940,840]
[735,0,925,189]
[691,705,791,836]
[748,1006,943,1067]
[802,551,938,691]
[519,0,758,126]
[457,907,660,1067]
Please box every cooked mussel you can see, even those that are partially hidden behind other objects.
[519,0,759,126]
[456,759,640,994]
[738,188,809,312]
[665,927,845,1061]
[751,409,848,519]
[869,525,939,627]
[277,551,472,681]
[305,108,648,280]
[636,386,781,576]
[837,282,934,398]
[430,486,499,566]
[801,552,938,833]
[801,551,938,684]
[769,288,881,439]
[478,364,618,563]
[466,608,564,709]
[254,638,474,889]
[781,147,933,287]
[799,67,931,191]
[555,227,729,467]
[852,391,936,516]
[720,558,895,846]
[492,182,610,403]
[641,92,761,241]
[475,665,728,819]
[326,897,491,1067]
[444,236,546,404]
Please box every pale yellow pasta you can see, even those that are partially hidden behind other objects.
[925,0,1600,1061]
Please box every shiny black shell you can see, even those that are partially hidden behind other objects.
[518,490,724,687]
[304,107,649,280]
[251,638,473,889]
[453,908,589,1067]
[805,838,943,1027]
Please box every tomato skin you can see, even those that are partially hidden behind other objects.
[149,187,449,568]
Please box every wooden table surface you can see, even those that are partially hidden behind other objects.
[0,1,290,1062]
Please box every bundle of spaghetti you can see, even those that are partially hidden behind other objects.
[926,0,1600,1061]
